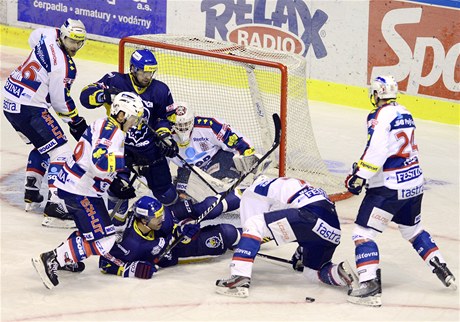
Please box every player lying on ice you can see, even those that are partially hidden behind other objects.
[215,176,358,298]
[98,196,241,279]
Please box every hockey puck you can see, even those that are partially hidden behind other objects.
[305,297,315,303]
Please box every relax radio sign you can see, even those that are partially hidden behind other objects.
[368,0,459,101]
[201,0,328,59]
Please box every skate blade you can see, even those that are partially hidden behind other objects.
[31,257,55,290]
[341,260,360,290]
[446,276,457,290]
[347,294,381,307]
[42,217,76,229]
[25,202,42,212]
[215,286,249,298]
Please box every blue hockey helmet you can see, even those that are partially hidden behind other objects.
[133,196,164,222]
[130,49,158,73]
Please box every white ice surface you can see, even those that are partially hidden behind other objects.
[0,46,458,322]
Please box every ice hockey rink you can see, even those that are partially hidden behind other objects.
[0,45,458,322]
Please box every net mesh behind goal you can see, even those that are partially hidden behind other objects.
[119,34,349,201]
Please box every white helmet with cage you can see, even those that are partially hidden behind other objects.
[369,75,398,102]
[59,18,86,50]
[172,102,195,144]
[110,92,144,132]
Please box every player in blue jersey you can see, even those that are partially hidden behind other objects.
[31,92,144,289]
[2,19,88,228]
[98,196,241,279]
[344,75,456,307]
[80,49,179,223]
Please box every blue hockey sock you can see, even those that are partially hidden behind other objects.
[232,233,261,263]
[355,240,380,282]
[412,230,442,263]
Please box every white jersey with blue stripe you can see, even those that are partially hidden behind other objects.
[169,116,252,169]
[355,101,424,190]
[2,28,78,123]
[54,118,126,197]
[249,177,331,209]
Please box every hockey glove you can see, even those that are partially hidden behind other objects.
[156,129,179,158]
[109,175,136,200]
[291,245,304,272]
[233,148,261,174]
[68,116,88,141]
[122,261,157,279]
[174,219,200,244]
[345,162,367,195]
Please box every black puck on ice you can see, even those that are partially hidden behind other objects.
[305,297,315,303]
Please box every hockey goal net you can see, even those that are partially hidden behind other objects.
[119,34,350,201]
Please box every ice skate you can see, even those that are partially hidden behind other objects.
[430,256,457,290]
[24,177,44,211]
[338,261,359,293]
[42,201,75,229]
[58,262,85,273]
[347,269,382,307]
[31,250,59,289]
[216,275,251,298]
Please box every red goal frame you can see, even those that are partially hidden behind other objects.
[119,36,288,177]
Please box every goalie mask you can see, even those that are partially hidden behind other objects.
[172,102,194,145]
[369,75,398,106]
[110,92,144,132]
[130,49,158,87]
[59,18,86,57]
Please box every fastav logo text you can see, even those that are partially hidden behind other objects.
[368,0,459,101]
[201,0,328,58]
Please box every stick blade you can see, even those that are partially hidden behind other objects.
[272,113,281,145]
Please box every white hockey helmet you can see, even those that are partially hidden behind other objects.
[369,75,398,101]
[172,102,194,144]
[60,18,86,56]
[110,92,144,132]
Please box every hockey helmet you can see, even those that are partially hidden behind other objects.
[369,75,398,103]
[110,92,144,132]
[133,196,165,223]
[171,102,194,144]
[130,49,158,73]
[59,18,86,51]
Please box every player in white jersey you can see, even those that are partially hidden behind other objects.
[2,19,88,227]
[168,102,260,200]
[215,176,357,298]
[344,75,456,307]
[31,92,144,289]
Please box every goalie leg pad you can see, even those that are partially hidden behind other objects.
[180,164,236,202]
[205,150,240,179]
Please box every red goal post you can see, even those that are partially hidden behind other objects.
[118,35,350,201]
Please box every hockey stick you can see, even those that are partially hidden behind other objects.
[109,170,138,219]
[155,113,282,263]
[142,120,219,194]
[256,252,293,265]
